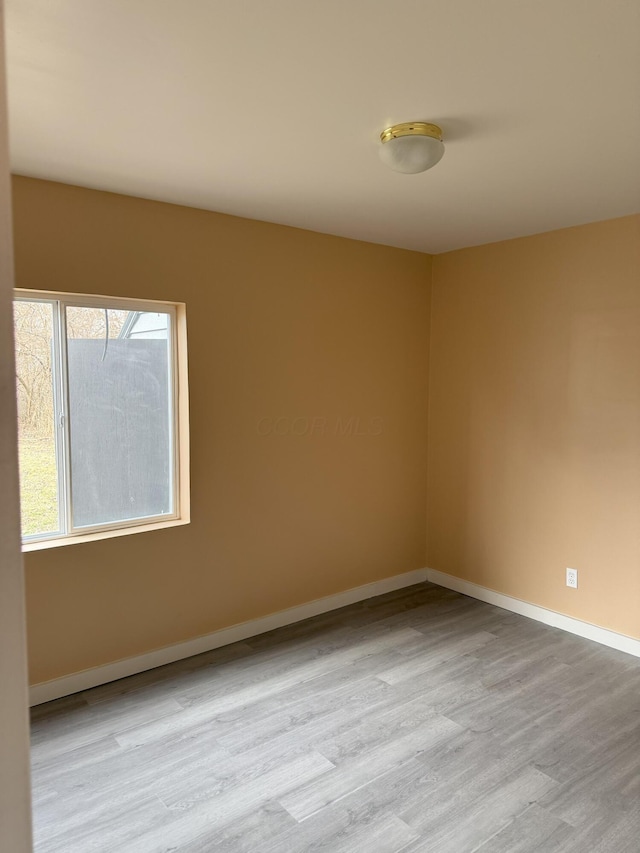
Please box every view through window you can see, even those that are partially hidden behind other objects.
[14,293,179,542]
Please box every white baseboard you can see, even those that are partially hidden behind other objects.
[426,568,640,659]
[31,566,639,706]
[29,568,429,706]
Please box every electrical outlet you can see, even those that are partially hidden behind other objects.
[566,567,578,589]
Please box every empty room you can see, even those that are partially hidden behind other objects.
[0,1,639,852]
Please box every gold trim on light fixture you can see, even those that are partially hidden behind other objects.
[380,122,443,144]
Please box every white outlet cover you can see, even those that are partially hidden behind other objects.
[566,568,578,589]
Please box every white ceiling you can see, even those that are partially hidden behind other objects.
[5,0,640,253]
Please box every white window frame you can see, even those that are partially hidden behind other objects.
[15,289,189,549]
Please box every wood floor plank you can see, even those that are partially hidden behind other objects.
[471,803,574,853]
[267,811,419,853]
[400,765,558,852]
[376,629,497,685]
[34,792,172,853]
[31,693,185,764]
[278,715,462,821]
[82,640,257,706]
[126,751,336,852]
[175,803,297,853]
[113,627,424,749]
[216,676,393,754]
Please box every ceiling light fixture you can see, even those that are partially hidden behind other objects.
[379,122,444,174]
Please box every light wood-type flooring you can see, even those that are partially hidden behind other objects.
[30,582,640,852]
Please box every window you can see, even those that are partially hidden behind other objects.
[14,291,188,545]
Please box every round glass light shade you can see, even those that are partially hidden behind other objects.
[379,127,445,174]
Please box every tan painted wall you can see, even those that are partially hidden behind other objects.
[13,174,639,687]
[428,215,640,639]
[0,4,33,848]
[12,176,432,684]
